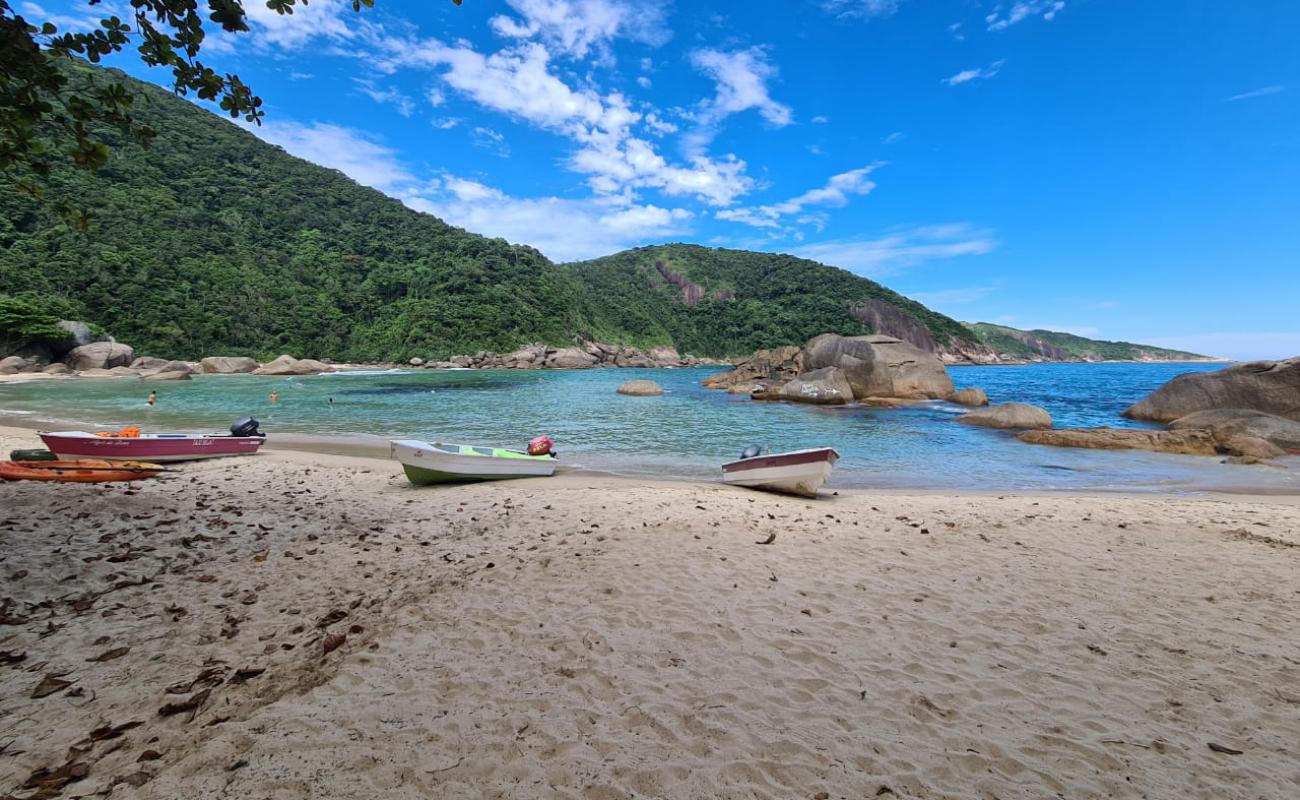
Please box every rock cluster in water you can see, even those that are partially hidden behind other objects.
[1018,357,1300,463]
[423,342,725,370]
[702,334,987,409]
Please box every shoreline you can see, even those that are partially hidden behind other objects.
[0,357,1233,385]
[2,425,1297,798]
[3,421,1297,502]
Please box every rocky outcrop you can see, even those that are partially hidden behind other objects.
[0,356,29,374]
[701,346,803,394]
[1167,409,1300,453]
[41,363,74,375]
[253,355,334,376]
[130,356,172,371]
[1124,358,1300,422]
[142,370,192,381]
[1221,435,1284,460]
[79,366,139,378]
[655,261,733,306]
[956,403,1053,430]
[849,299,939,354]
[201,356,259,374]
[65,341,134,371]
[547,347,599,369]
[408,357,425,366]
[617,380,664,396]
[1017,427,1216,455]
[804,334,954,400]
[779,367,854,405]
[432,340,724,371]
[948,387,989,406]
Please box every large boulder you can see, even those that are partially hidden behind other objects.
[647,346,683,366]
[252,355,332,375]
[142,360,193,376]
[0,355,27,374]
[141,370,192,382]
[803,334,953,400]
[956,403,1053,430]
[1124,358,1300,422]
[1220,435,1285,460]
[701,345,803,393]
[948,387,989,406]
[617,380,664,396]
[408,357,425,367]
[1017,427,1218,456]
[1167,408,1300,453]
[780,367,855,405]
[41,362,74,375]
[201,356,259,374]
[546,347,598,369]
[65,341,134,371]
[130,356,172,371]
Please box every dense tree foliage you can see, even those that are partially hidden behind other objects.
[566,244,975,357]
[1,0,461,179]
[1,63,983,362]
[0,292,73,354]
[964,322,1206,361]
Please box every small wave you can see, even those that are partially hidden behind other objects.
[0,408,34,416]
[323,369,410,377]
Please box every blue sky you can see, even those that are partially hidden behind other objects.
[26,0,1300,359]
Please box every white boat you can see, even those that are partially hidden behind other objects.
[721,446,840,497]
[390,439,557,485]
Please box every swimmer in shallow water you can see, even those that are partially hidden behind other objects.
[146,391,156,407]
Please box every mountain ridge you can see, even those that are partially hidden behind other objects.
[0,62,1211,365]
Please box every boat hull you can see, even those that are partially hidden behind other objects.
[721,447,839,498]
[391,440,557,485]
[39,432,265,462]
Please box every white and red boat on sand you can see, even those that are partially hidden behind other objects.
[721,446,840,498]
[40,419,265,463]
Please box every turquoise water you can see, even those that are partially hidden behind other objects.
[2,363,1296,493]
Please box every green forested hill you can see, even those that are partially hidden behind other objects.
[3,63,1189,364]
[0,64,591,361]
[566,244,974,356]
[963,322,1212,362]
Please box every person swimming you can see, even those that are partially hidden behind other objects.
[146,391,156,407]
[269,390,279,404]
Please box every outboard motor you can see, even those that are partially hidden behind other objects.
[740,444,763,460]
[230,417,263,438]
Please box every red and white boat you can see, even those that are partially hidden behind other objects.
[721,446,840,498]
[40,419,265,463]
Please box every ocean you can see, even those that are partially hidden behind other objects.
[2,362,1296,493]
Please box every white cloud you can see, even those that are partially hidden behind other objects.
[472,126,510,156]
[943,59,1006,86]
[410,177,693,261]
[249,120,420,195]
[882,131,904,144]
[432,117,463,130]
[370,35,755,206]
[637,76,652,89]
[811,115,830,124]
[822,0,902,20]
[948,22,964,40]
[23,1,132,33]
[488,0,670,59]
[985,1,1065,31]
[1226,85,1285,102]
[1140,332,1300,362]
[241,0,356,49]
[690,47,793,128]
[791,224,997,276]
[354,79,415,116]
[909,285,999,307]
[717,165,880,229]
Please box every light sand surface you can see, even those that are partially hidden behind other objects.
[1,424,1298,799]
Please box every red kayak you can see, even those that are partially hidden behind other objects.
[0,460,164,483]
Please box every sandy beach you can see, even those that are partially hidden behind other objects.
[1,423,1298,799]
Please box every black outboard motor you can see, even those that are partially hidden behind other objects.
[230,417,264,438]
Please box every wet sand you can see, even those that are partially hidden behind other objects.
[1,424,1298,799]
